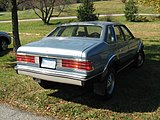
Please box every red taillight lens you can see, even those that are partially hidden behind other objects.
[16,54,35,63]
[62,59,92,71]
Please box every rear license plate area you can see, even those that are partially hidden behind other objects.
[41,58,56,69]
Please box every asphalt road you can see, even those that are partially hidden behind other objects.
[0,104,53,120]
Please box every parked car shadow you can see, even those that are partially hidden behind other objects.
[44,42,160,113]
[48,58,160,113]
[0,48,12,57]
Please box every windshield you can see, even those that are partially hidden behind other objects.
[48,25,102,39]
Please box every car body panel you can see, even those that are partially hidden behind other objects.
[18,37,100,59]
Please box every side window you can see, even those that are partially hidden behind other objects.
[114,26,125,42]
[107,26,115,43]
[120,26,133,41]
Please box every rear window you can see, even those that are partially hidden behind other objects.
[48,25,102,39]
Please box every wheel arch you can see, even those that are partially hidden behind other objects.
[93,55,118,97]
[137,41,144,53]
[103,55,119,75]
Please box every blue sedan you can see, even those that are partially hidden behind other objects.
[15,22,145,98]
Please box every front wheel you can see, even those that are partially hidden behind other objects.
[134,50,145,68]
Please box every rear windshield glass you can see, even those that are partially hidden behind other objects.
[48,25,102,38]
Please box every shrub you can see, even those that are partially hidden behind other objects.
[105,16,112,22]
[135,16,150,22]
[77,0,98,21]
[124,0,138,22]
[121,0,126,3]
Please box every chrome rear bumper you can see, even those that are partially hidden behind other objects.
[15,65,93,86]
[18,70,84,86]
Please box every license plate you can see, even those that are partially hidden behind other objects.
[41,58,56,69]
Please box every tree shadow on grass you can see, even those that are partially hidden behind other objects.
[0,48,12,57]
[0,48,17,69]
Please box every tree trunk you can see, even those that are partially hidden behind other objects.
[11,0,21,52]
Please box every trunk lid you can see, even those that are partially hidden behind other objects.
[17,37,99,58]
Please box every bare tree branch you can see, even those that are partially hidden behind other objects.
[32,7,43,20]
[27,0,66,24]
[17,0,26,6]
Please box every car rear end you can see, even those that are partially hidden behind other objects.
[15,23,104,86]
[15,39,101,86]
[16,55,94,86]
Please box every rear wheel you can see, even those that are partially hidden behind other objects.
[93,68,116,99]
[103,68,116,99]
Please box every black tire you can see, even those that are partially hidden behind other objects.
[0,39,8,51]
[134,50,145,68]
[103,68,116,99]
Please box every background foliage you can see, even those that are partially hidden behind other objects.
[138,0,160,13]
[77,0,98,21]
[124,0,138,21]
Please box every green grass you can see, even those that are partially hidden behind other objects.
[0,0,157,21]
[0,18,160,119]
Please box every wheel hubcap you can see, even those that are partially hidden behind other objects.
[1,40,8,50]
[107,73,115,95]
[138,53,144,66]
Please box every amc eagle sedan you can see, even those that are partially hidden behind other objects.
[15,22,144,98]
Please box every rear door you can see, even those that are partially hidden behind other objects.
[113,25,129,65]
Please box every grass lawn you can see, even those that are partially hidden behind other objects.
[0,18,160,119]
[0,0,157,21]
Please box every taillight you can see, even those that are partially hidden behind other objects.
[16,54,35,63]
[62,59,92,71]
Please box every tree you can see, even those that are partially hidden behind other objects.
[1,0,25,51]
[138,0,160,13]
[11,0,21,51]
[77,0,98,21]
[0,0,30,11]
[0,0,8,11]
[124,0,138,21]
[26,0,67,24]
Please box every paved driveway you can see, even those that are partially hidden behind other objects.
[0,104,53,120]
[0,14,159,23]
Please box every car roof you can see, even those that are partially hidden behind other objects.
[60,21,124,26]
